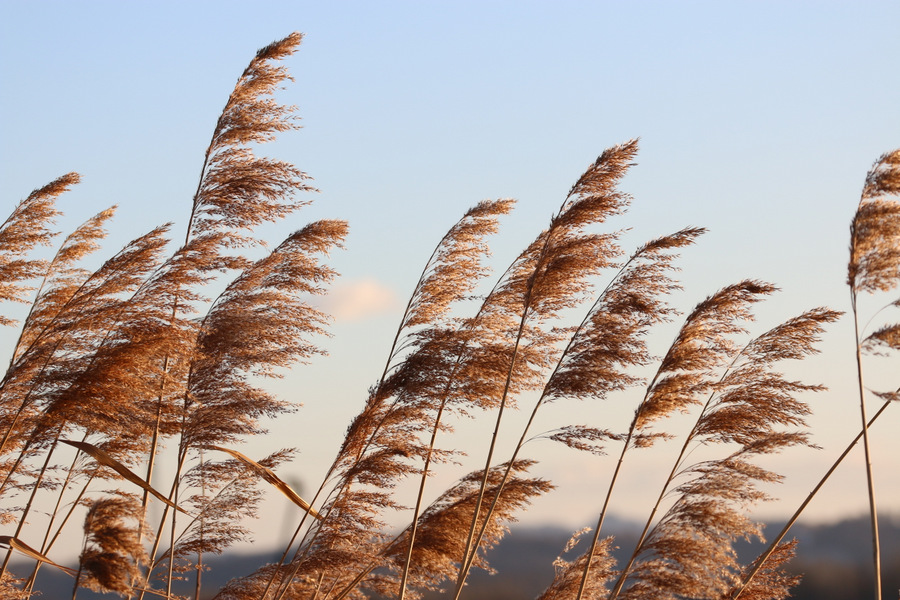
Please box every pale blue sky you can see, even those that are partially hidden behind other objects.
[2,1,899,543]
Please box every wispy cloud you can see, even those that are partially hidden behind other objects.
[319,277,402,322]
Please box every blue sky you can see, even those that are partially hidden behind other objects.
[2,1,899,543]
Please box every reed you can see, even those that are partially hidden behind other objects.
[0,33,896,600]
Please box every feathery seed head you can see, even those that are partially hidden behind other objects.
[849,149,900,294]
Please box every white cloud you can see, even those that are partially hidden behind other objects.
[320,278,402,322]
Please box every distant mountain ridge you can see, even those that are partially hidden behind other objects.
[14,514,898,599]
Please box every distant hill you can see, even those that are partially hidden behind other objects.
[14,514,898,599]
[423,514,900,600]
[758,514,900,600]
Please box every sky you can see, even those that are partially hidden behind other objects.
[1,1,899,552]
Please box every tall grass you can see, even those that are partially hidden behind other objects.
[0,33,896,600]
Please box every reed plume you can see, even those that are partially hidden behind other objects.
[0,173,78,325]
[537,530,618,600]
[0,219,171,470]
[152,221,345,592]
[182,220,346,451]
[727,540,801,600]
[382,460,553,597]
[155,449,295,594]
[75,494,148,596]
[0,573,27,600]
[187,31,312,255]
[849,150,900,295]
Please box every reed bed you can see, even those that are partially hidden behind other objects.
[0,33,896,600]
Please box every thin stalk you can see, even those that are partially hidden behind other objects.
[397,290,508,598]
[338,318,487,599]
[575,426,632,600]
[146,472,238,569]
[274,537,341,600]
[270,431,365,599]
[332,559,386,600]
[399,396,447,600]
[270,513,327,600]
[137,444,188,600]
[455,258,625,600]
[260,504,318,598]
[606,432,691,600]
[194,537,203,600]
[131,140,211,534]
[259,441,342,599]
[165,452,183,599]
[566,252,665,600]
[311,572,325,600]
[133,114,214,600]
[194,447,206,600]
[851,292,882,600]
[36,436,86,549]
[140,348,172,528]
[71,535,88,600]
[397,398,446,600]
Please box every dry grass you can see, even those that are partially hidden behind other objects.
[0,33,896,600]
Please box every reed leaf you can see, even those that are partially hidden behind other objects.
[59,440,183,513]
[202,445,322,520]
[0,535,76,576]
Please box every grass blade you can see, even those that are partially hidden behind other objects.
[202,445,323,520]
[0,535,76,576]
[60,440,185,513]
